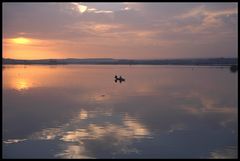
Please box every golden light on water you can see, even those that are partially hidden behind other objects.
[15,78,32,91]
[3,65,81,92]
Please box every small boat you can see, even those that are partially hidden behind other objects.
[114,75,125,83]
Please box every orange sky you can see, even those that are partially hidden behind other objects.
[2,3,238,60]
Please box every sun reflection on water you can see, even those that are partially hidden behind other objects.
[14,78,32,91]
[3,65,237,158]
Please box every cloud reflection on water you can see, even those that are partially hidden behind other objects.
[28,110,151,158]
[3,65,237,158]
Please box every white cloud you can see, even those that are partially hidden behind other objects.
[121,7,131,11]
[71,3,113,14]
[3,139,27,144]
[87,7,113,14]
[87,8,97,11]
[71,3,87,13]
[93,10,113,14]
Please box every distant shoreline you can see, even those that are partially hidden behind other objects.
[2,58,238,66]
[1,64,237,67]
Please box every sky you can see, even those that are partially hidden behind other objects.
[2,2,238,60]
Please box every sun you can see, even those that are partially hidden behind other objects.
[12,37,31,45]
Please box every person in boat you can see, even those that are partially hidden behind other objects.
[114,75,125,82]
[119,76,125,81]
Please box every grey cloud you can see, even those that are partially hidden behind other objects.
[3,3,79,39]
[2,3,238,58]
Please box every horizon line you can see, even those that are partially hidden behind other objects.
[2,57,238,61]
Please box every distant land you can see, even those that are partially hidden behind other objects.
[2,57,238,66]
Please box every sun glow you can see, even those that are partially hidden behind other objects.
[3,37,67,59]
[12,37,31,45]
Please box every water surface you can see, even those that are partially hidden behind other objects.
[2,65,238,158]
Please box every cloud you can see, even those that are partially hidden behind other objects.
[210,146,237,159]
[122,2,143,11]
[71,3,113,14]
[71,3,87,13]
[2,3,238,59]
[3,139,27,144]
[91,10,113,14]
[121,7,131,11]
[175,4,238,33]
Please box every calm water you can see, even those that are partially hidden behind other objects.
[2,65,238,159]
